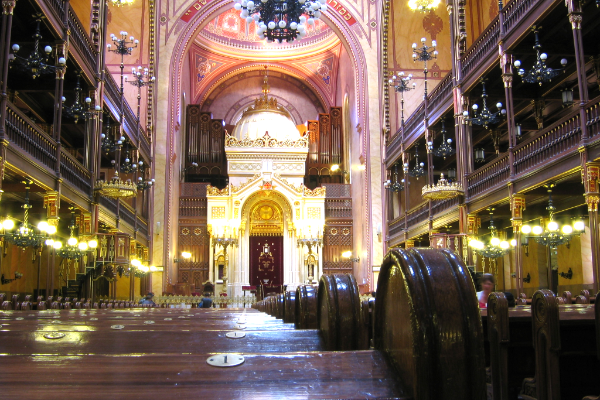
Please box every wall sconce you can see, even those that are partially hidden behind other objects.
[515,124,523,141]
[376,223,382,242]
[174,251,192,263]
[523,272,531,283]
[342,250,360,262]
[559,267,573,279]
[561,88,574,107]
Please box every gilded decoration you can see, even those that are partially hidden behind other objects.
[211,206,226,219]
[207,185,229,196]
[241,191,293,234]
[250,201,283,236]
[231,174,261,193]
[258,242,275,272]
[307,207,321,219]
[225,132,309,148]
[274,174,326,197]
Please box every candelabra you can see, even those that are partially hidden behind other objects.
[234,0,327,42]
[463,79,506,129]
[412,38,438,97]
[514,27,567,86]
[10,15,66,79]
[432,120,455,159]
[384,163,405,192]
[110,0,135,6]
[100,117,125,154]
[63,72,101,124]
[136,161,155,191]
[127,66,155,137]
[107,31,138,135]
[389,72,416,127]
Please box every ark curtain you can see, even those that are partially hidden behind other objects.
[250,236,284,291]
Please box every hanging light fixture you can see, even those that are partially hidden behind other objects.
[234,0,327,43]
[407,143,426,179]
[474,148,486,163]
[10,15,66,79]
[54,208,98,260]
[422,173,464,200]
[520,184,585,249]
[0,179,52,249]
[412,37,438,97]
[513,26,567,86]
[63,72,100,124]
[389,72,416,127]
[384,164,405,192]
[136,161,155,191]
[100,117,125,155]
[119,141,140,174]
[110,0,135,6]
[408,0,441,12]
[446,168,457,181]
[463,79,506,129]
[561,88,574,107]
[468,208,510,258]
[95,169,137,199]
[433,120,455,159]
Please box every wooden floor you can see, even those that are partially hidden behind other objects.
[0,308,406,399]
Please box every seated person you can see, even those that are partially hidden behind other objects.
[476,274,495,308]
[504,291,516,307]
[139,292,156,305]
[199,292,213,308]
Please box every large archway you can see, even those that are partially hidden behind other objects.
[156,0,377,291]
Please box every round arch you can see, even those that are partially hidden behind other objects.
[161,0,371,276]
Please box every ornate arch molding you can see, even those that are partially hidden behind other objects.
[197,64,329,113]
[224,93,305,126]
[240,190,294,234]
[164,0,370,270]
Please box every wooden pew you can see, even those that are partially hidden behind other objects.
[374,247,487,399]
[295,284,318,329]
[283,290,295,323]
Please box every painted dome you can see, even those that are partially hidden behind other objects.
[231,69,300,141]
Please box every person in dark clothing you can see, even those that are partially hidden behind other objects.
[139,292,156,305]
[504,292,516,307]
[199,292,213,308]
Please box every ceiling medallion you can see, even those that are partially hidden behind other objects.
[234,0,327,43]
[422,173,464,200]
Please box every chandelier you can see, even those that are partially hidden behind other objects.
[100,117,125,155]
[136,161,155,191]
[52,208,98,260]
[520,185,585,249]
[389,72,416,126]
[110,0,135,7]
[408,0,441,12]
[95,171,137,199]
[10,15,66,79]
[1,180,53,249]
[120,141,140,174]
[296,221,323,249]
[412,38,438,96]
[63,72,100,124]
[463,79,506,129]
[514,26,567,86]
[234,0,327,43]
[433,120,455,159]
[384,163,405,192]
[422,173,463,200]
[468,209,510,259]
[406,144,426,179]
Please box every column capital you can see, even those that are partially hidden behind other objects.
[585,194,600,212]
[569,13,582,30]
[2,1,16,15]
[582,161,600,194]
[466,213,480,235]
[43,191,60,219]
[405,239,415,248]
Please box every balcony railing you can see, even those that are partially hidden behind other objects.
[467,154,510,199]
[60,149,91,195]
[325,198,352,219]
[44,0,66,26]
[406,202,429,228]
[68,6,98,74]
[104,72,121,111]
[388,215,404,238]
[99,196,118,216]
[461,17,500,79]
[431,196,460,217]
[585,95,600,139]
[119,201,136,227]
[179,198,207,217]
[513,113,581,176]
[402,102,426,143]
[5,102,57,171]
[427,73,453,117]
[137,216,149,238]
[502,0,543,37]
[180,182,208,197]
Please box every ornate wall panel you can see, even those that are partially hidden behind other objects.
[178,223,210,287]
[322,225,353,275]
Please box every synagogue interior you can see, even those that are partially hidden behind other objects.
[0,0,598,397]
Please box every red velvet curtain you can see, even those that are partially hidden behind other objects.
[250,236,284,291]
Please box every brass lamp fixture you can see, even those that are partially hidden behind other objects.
[463,79,506,129]
[408,0,441,12]
[389,71,416,126]
[95,170,137,199]
[468,208,510,259]
[384,164,405,192]
[432,120,455,159]
[110,0,135,6]
[520,184,585,250]
[53,208,98,260]
[1,180,53,249]
[513,26,567,86]
[407,144,426,179]
[63,72,101,123]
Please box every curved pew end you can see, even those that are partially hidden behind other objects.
[295,285,318,329]
[317,273,366,351]
[487,292,510,400]
[374,247,486,400]
[283,291,295,324]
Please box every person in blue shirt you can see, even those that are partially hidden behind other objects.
[199,292,213,308]
[139,292,156,306]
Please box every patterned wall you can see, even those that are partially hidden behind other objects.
[178,223,211,287]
